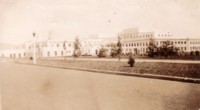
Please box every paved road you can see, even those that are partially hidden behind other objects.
[1,63,200,110]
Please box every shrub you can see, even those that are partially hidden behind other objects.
[128,54,135,67]
[98,48,108,57]
[195,51,199,56]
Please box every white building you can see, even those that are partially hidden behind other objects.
[119,28,200,56]
[36,40,74,58]
[82,34,117,56]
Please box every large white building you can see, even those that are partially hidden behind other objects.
[118,28,200,56]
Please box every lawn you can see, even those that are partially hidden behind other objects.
[14,58,200,79]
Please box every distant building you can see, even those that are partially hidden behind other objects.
[118,28,154,55]
[82,34,117,56]
[35,40,74,58]
[119,28,200,56]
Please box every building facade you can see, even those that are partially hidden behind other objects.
[119,28,200,56]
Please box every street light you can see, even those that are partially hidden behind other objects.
[32,32,36,64]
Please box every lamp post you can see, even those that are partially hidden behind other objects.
[32,32,36,64]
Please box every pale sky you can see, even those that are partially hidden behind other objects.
[0,0,200,44]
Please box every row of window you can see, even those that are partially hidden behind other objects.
[174,41,187,45]
[47,51,72,56]
[9,53,26,58]
[49,43,72,48]
[158,34,173,37]
[177,47,187,51]
[123,42,149,47]
[190,41,200,45]
[122,34,153,40]
[190,46,200,51]
[124,48,147,53]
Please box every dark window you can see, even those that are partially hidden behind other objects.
[48,51,50,56]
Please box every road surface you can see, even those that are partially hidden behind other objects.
[0,62,200,110]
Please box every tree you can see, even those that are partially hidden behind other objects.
[98,48,108,57]
[63,40,67,60]
[73,37,81,59]
[159,41,178,58]
[116,36,122,61]
[110,45,117,58]
[147,38,158,57]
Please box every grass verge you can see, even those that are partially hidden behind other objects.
[12,58,200,79]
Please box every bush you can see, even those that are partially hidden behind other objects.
[98,48,108,58]
[128,54,135,67]
[190,51,194,56]
[195,51,199,56]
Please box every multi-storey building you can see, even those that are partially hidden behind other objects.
[119,28,200,55]
[118,28,154,55]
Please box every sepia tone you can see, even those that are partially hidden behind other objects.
[0,0,200,110]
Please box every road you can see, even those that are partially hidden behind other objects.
[1,63,200,110]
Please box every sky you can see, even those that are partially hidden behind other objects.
[0,0,200,44]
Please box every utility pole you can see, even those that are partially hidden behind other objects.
[33,32,36,64]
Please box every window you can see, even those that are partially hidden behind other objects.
[48,51,50,56]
